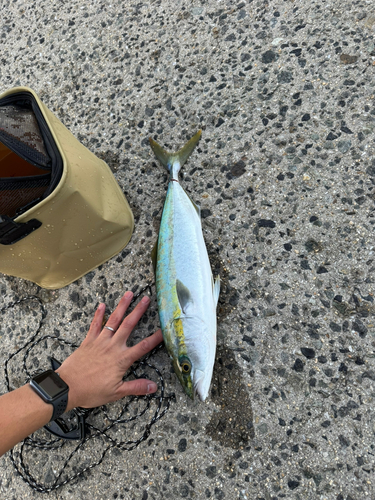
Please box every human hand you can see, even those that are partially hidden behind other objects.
[57,291,163,411]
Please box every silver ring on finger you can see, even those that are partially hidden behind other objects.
[104,326,115,332]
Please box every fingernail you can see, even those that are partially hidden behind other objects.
[125,291,133,299]
[142,296,150,304]
[147,383,157,394]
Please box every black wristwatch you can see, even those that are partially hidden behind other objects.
[30,370,69,421]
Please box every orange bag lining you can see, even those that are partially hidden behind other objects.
[0,141,48,178]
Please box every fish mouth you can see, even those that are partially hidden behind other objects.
[172,359,208,401]
[193,369,208,402]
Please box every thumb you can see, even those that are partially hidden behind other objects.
[118,378,158,398]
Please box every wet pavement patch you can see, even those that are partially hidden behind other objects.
[205,346,254,449]
[206,243,238,321]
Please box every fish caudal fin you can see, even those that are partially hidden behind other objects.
[149,139,171,169]
[149,130,202,178]
[175,130,202,168]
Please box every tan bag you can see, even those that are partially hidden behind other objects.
[0,87,134,289]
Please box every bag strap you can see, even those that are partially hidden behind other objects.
[0,215,41,245]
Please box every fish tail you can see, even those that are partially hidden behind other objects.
[149,130,202,179]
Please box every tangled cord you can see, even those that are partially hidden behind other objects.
[1,286,174,493]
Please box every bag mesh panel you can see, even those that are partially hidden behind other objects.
[0,176,50,217]
[0,105,51,168]
[0,105,52,217]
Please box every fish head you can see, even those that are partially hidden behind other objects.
[171,355,194,400]
[170,316,216,402]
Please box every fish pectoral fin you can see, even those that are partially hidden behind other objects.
[176,279,193,314]
[151,239,158,274]
[213,275,221,306]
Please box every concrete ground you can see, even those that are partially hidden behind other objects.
[1,0,375,498]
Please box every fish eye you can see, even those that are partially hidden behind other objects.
[181,362,191,374]
[178,356,192,375]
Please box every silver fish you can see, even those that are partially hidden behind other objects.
[150,130,220,401]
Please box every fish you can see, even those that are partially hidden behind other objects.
[149,130,220,401]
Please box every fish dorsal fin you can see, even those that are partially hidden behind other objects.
[212,275,220,306]
[176,279,193,314]
[151,239,158,273]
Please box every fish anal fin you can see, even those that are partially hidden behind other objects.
[186,192,201,218]
[151,239,158,273]
[176,279,193,314]
[194,201,201,219]
[213,275,220,306]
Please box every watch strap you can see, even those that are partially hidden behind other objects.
[50,391,68,421]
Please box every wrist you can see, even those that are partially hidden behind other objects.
[24,383,54,420]
[55,367,78,411]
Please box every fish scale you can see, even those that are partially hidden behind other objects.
[150,130,220,401]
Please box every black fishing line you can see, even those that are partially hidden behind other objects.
[1,286,174,493]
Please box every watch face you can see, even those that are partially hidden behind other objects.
[32,370,68,400]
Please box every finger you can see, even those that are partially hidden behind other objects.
[85,303,106,342]
[114,295,151,344]
[122,329,163,366]
[117,378,158,398]
[101,291,134,338]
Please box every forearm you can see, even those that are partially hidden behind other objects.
[0,384,53,457]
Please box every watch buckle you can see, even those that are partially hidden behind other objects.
[44,413,86,440]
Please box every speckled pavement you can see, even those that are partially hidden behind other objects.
[1,0,375,499]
